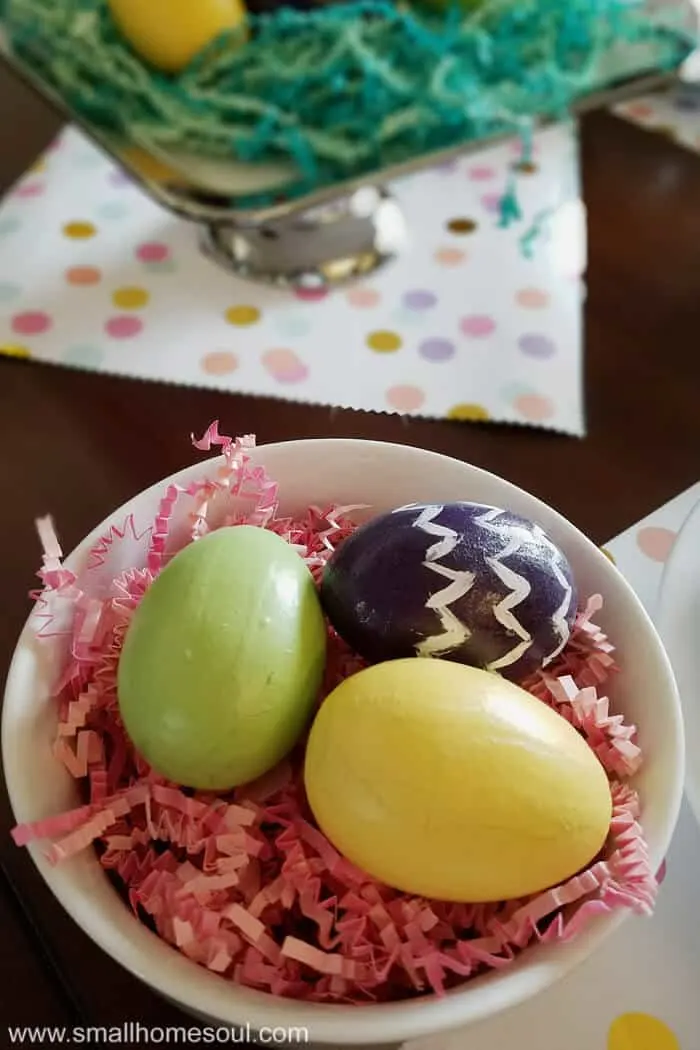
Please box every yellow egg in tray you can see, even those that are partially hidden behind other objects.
[107,0,248,73]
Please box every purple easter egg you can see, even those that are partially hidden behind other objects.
[321,502,577,681]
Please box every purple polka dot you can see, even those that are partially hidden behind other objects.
[105,316,143,339]
[481,192,503,214]
[136,242,170,263]
[11,311,52,335]
[110,169,133,188]
[403,290,437,310]
[419,338,456,362]
[518,333,557,358]
[468,165,496,181]
[460,315,496,338]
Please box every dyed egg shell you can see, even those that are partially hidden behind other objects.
[305,659,612,902]
[321,501,577,680]
[117,526,326,790]
[108,0,247,73]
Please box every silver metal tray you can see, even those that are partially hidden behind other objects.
[0,21,688,288]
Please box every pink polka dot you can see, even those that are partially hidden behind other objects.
[347,287,380,308]
[434,247,466,267]
[11,311,52,335]
[636,526,677,563]
[460,314,496,338]
[262,348,308,383]
[656,858,667,885]
[386,384,425,412]
[516,287,550,309]
[14,182,45,198]
[294,286,329,302]
[468,165,496,181]
[105,316,143,339]
[514,393,555,422]
[201,350,238,376]
[136,242,170,263]
[625,102,654,120]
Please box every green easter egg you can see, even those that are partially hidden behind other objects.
[117,525,327,790]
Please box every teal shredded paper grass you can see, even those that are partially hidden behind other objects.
[3,0,696,206]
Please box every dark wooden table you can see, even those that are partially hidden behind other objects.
[1,58,700,1044]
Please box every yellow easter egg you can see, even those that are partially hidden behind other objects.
[304,659,612,901]
[108,0,247,74]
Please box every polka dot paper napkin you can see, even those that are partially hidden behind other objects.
[406,481,700,1050]
[614,86,700,152]
[0,122,585,434]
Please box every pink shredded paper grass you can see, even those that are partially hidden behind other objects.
[12,424,657,1003]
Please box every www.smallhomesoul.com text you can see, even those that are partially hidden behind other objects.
[7,1023,311,1045]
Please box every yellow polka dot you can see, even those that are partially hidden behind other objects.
[30,158,47,174]
[63,221,97,240]
[608,1013,680,1050]
[447,402,490,422]
[601,547,616,565]
[112,286,150,310]
[0,343,31,359]
[225,305,261,327]
[513,160,538,175]
[367,330,402,353]
[447,217,478,235]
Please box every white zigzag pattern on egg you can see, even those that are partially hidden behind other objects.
[411,505,566,671]
[532,523,573,665]
[474,508,534,671]
[411,505,475,657]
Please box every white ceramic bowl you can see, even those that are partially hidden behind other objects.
[2,439,684,1045]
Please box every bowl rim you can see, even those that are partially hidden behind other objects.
[2,437,685,1044]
